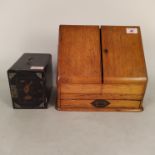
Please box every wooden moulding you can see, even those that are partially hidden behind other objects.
[57,107,143,112]
[60,83,146,100]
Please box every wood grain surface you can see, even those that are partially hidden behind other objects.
[57,25,148,112]
[58,99,142,112]
[101,26,147,84]
[58,25,102,84]
[60,83,145,100]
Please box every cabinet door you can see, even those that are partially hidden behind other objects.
[101,26,147,84]
[58,25,102,84]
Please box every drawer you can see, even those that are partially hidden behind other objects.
[59,99,142,112]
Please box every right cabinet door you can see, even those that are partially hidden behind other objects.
[101,26,147,84]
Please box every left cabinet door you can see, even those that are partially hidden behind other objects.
[58,25,102,84]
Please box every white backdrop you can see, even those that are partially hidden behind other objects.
[0,0,154,82]
[0,1,155,155]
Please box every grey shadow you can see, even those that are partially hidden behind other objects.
[48,86,57,108]
[0,79,12,108]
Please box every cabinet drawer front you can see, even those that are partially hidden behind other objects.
[60,99,142,111]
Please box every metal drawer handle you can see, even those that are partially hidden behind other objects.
[91,99,110,108]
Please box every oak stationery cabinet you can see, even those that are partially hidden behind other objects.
[57,25,148,111]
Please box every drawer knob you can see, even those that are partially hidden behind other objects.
[91,99,110,108]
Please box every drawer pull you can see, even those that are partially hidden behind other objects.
[91,99,110,108]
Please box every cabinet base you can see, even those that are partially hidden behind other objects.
[56,106,143,112]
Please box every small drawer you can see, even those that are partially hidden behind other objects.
[59,99,142,112]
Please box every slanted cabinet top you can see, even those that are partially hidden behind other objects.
[58,25,147,85]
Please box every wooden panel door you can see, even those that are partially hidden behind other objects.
[101,26,147,84]
[58,25,102,84]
